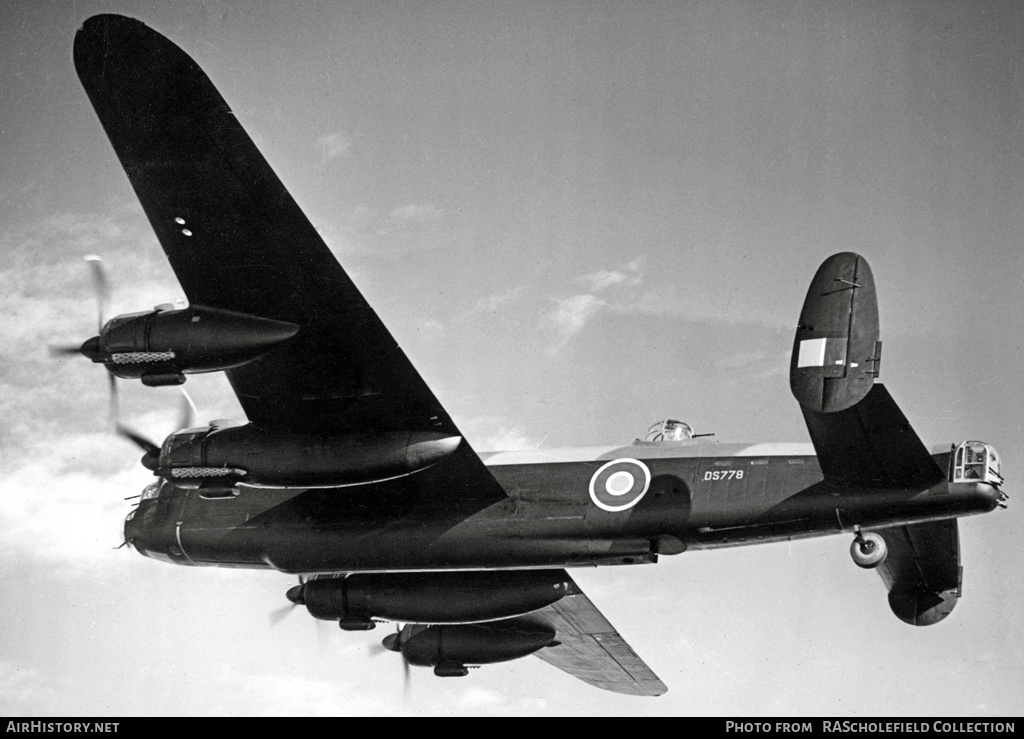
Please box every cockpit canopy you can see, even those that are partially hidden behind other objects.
[950,440,1002,485]
[644,419,693,442]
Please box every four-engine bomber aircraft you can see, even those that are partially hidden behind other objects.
[69,14,1006,696]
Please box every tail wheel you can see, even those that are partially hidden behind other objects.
[850,531,888,569]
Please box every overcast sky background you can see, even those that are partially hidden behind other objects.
[1,0,1022,717]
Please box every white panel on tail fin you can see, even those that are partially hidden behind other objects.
[797,337,827,368]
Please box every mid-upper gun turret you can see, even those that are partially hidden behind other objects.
[643,419,694,442]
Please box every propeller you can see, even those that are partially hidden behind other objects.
[268,576,331,648]
[49,255,111,359]
[268,576,308,627]
[85,255,111,333]
[379,624,412,697]
[116,386,199,470]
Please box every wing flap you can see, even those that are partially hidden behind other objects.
[532,578,666,696]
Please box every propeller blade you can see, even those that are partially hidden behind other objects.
[270,576,309,630]
[378,624,411,697]
[177,387,199,430]
[48,344,84,356]
[381,631,401,652]
[116,424,160,455]
[269,603,297,627]
[84,255,111,332]
[107,371,119,429]
[116,422,160,470]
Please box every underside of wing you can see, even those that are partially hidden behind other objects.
[531,576,666,696]
[73,15,453,438]
[74,14,507,505]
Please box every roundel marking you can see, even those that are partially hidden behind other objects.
[605,471,635,495]
[589,458,651,512]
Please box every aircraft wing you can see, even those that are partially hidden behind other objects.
[531,576,667,696]
[73,15,507,502]
[74,15,453,436]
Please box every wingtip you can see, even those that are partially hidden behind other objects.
[74,14,161,76]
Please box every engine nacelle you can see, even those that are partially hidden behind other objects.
[152,424,461,487]
[301,570,572,624]
[397,617,556,670]
[81,304,298,384]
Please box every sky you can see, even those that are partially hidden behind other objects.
[1,0,1022,717]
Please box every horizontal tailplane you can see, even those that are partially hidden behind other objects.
[875,520,961,626]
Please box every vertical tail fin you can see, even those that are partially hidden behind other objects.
[790,252,879,413]
[792,254,942,488]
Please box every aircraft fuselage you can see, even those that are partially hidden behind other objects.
[124,441,999,571]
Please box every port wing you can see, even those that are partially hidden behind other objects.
[532,576,667,696]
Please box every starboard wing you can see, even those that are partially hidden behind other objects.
[531,576,667,696]
[75,15,447,437]
[74,14,506,503]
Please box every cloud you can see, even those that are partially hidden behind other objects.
[543,294,606,354]
[390,203,442,224]
[0,436,147,573]
[578,257,645,293]
[474,287,526,313]
[344,203,450,254]
[316,132,353,162]
[475,426,533,452]
[0,662,55,712]
[416,317,446,341]
[604,290,793,329]
[540,257,644,353]
[0,211,203,576]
